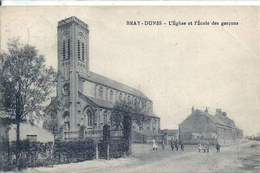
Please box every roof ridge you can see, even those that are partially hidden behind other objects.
[78,71,150,101]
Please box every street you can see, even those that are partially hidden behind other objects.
[19,140,259,173]
[87,140,260,173]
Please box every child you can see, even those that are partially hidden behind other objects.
[162,139,165,150]
[198,142,202,152]
[216,143,220,152]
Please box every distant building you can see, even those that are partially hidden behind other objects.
[48,16,160,140]
[179,107,243,145]
[159,129,179,145]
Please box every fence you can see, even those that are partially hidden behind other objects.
[64,129,123,140]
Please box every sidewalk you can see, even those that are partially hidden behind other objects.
[7,157,140,173]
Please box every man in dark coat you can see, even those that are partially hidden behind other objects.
[216,143,220,152]
[180,141,184,151]
[170,138,174,151]
[175,139,179,151]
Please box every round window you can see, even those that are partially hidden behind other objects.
[62,83,70,95]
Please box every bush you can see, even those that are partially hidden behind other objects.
[53,139,95,164]
[0,139,53,171]
[98,138,128,159]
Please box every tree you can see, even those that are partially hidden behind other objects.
[43,97,63,139]
[111,98,151,156]
[1,38,57,170]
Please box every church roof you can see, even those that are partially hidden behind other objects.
[79,91,114,108]
[79,71,150,101]
[78,91,159,118]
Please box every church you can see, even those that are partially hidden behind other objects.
[54,16,160,140]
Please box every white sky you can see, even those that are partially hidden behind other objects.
[1,6,259,136]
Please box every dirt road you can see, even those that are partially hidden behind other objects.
[88,140,260,173]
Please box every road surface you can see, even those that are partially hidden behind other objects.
[87,140,260,173]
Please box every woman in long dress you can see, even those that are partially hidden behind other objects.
[152,138,157,150]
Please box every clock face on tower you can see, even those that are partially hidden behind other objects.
[62,83,70,95]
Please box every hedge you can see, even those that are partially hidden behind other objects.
[0,138,96,172]
[53,139,95,164]
[98,138,128,159]
[0,139,53,171]
[0,138,128,172]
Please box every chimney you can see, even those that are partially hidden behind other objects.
[205,107,208,113]
[192,106,194,113]
[223,112,227,117]
[216,109,222,115]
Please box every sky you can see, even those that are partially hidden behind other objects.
[1,6,259,136]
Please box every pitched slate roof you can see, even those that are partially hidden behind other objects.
[78,91,159,118]
[78,91,114,109]
[79,71,150,100]
[196,110,229,127]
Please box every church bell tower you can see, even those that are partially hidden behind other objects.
[57,16,90,136]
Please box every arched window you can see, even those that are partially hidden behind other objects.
[104,111,108,124]
[67,39,70,59]
[63,40,66,60]
[87,110,93,127]
[78,40,81,59]
[82,42,85,61]
[99,87,103,98]
[63,111,70,130]
[110,90,113,100]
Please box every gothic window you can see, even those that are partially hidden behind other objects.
[67,39,70,59]
[87,110,93,127]
[78,40,80,59]
[110,90,113,100]
[104,111,108,124]
[99,87,103,98]
[63,40,66,60]
[63,111,70,130]
[82,42,85,61]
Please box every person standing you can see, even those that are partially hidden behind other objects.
[152,138,157,151]
[162,139,165,150]
[170,138,174,151]
[198,142,202,152]
[206,141,210,153]
[203,143,207,153]
[175,139,179,151]
[180,141,184,151]
[216,143,220,153]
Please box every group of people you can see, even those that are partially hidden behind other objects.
[152,138,184,151]
[170,138,184,151]
[152,139,220,153]
[198,141,221,153]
